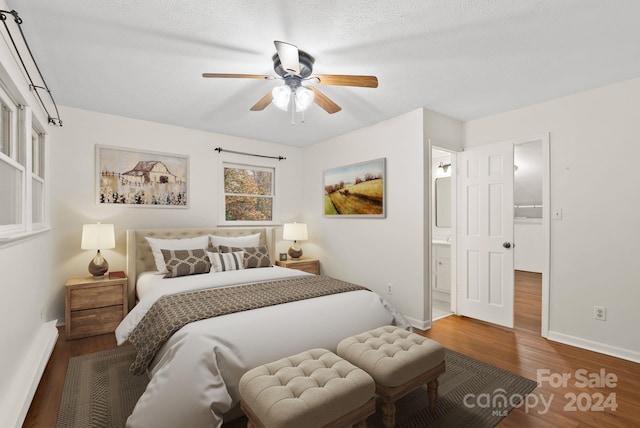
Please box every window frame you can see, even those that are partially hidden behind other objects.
[0,79,50,241]
[218,159,279,226]
[0,84,17,160]
[0,83,23,235]
[30,126,46,228]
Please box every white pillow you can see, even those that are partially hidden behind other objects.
[146,235,210,273]
[208,251,245,272]
[209,233,260,249]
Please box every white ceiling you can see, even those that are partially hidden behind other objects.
[8,0,640,147]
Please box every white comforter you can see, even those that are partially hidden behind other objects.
[116,267,410,428]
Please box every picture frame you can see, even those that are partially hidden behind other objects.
[323,158,386,218]
[96,145,189,207]
[279,253,288,261]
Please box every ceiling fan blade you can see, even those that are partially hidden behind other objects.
[274,41,300,75]
[310,87,341,114]
[202,73,274,80]
[250,91,274,111]
[313,74,378,88]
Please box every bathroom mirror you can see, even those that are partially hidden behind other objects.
[435,177,451,228]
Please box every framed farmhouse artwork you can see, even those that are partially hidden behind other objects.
[96,145,189,207]
[323,158,386,218]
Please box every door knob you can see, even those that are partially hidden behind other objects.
[503,242,511,249]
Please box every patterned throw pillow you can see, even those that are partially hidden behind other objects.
[208,251,245,272]
[161,248,211,278]
[218,245,271,269]
[146,235,210,273]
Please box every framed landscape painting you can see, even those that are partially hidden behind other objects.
[323,158,386,218]
[96,145,189,207]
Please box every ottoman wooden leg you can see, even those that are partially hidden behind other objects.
[427,377,439,411]
[381,400,396,428]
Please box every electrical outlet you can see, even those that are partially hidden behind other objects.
[387,283,392,295]
[594,306,606,321]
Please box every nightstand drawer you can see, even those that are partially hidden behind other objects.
[68,305,124,338]
[290,261,319,274]
[70,285,122,310]
[275,258,320,275]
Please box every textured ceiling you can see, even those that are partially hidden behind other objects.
[8,0,640,146]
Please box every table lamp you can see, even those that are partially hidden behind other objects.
[81,223,115,279]
[283,223,308,259]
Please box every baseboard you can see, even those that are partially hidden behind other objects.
[1,320,58,428]
[547,330,640,364]
[405,315,431,331]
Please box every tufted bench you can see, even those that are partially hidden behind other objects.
[239,348,376,428]
[337,326,446,428]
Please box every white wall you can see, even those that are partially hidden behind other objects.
[46,106,305,323]
[465,77,640,361]
[301,109,462,327]
[0,0,58,424]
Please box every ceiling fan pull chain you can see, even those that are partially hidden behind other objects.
[290,95,295,125]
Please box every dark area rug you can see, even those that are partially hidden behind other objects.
[56,346,537,428]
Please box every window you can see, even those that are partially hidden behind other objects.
[223,163,275,223]
[0,85,22,234]
[0,81,48,239]
[0,101,12,157]
[31,129,45,224]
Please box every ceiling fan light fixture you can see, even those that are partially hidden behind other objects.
[203,40,378,118]
[294,86,314,111]
[271,86,291,111]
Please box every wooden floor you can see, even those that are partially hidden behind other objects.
[25,272,640,427]
[23,329,118,428]
[421,271,640,427]
[513,270,542,334]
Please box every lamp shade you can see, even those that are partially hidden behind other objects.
[294,86,314,111]
[81,223,115,250]
[283,223,308,241]
[272,86,291,111]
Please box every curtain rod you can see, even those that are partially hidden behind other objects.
[214,147,286,161]
[0,9,62,126]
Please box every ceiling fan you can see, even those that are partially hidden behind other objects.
[202,41,378,116]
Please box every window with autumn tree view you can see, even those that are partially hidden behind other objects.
[223,163,275,222]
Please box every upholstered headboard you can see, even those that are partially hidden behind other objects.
[125,227,276,310]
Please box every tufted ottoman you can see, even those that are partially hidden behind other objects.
[239,348,376,428]
[337,326,446,428]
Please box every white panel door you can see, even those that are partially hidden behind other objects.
[457,141,514,327]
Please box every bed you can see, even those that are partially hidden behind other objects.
[117,227,410,428]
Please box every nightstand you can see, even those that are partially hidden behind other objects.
[275,257,320,275]
[65,274,128,340]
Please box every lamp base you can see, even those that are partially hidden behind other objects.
[288,245,303,260]
[88,250,109,279]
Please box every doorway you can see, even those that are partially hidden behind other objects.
[434,135,550,336]
[513,140,545,334]
[430,147,455,321]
